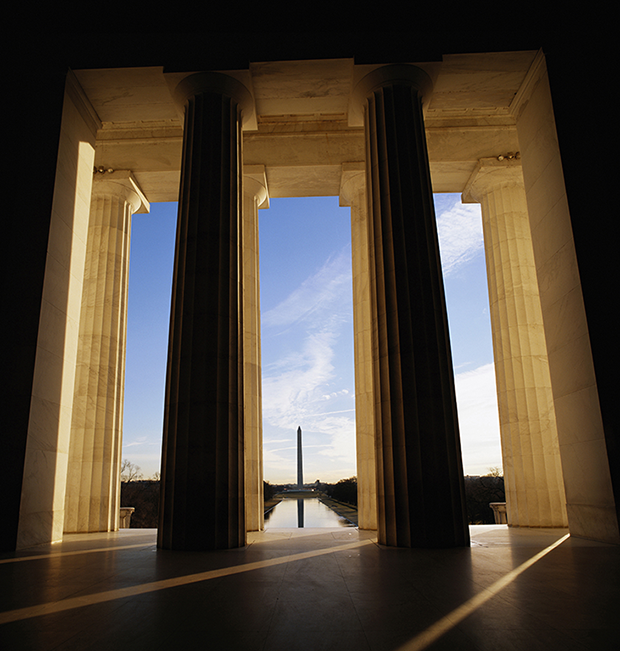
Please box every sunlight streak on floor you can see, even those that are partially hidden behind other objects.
[0,542,154,565]
[396,533,571,651]
[0,538,375,625]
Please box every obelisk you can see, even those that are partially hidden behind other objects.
[297,426,303,490]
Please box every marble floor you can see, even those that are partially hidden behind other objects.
[1,525,618,650]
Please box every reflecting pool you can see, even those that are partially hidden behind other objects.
[264,497,355,529]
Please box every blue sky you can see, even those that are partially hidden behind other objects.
[122,194,502,482]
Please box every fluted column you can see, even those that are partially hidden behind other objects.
[243,165,268,532]
[158,72,253,550]
[340,163,377,530]
[64,170,148,533]
[463,158,568,527]
[353,65,469,548]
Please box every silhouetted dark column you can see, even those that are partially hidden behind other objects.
[158,72,253,550]
[354,65,469,548]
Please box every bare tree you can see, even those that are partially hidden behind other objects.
[120,459,142,482]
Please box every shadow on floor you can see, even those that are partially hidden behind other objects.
[1,526,618,650]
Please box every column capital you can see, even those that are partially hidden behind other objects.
[339,162,365,207]
[91,170,150,214]
[349,64,434,127]
[462,156,524,204]
[243,164,269,208]
[173,71,255,130]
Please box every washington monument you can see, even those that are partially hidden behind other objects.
[297,426,303,490]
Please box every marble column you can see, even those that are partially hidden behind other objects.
[158,72,253,550]
[463,158,568,527]
[64,170,148,533]
[243,165,268,532]
[340,163,377,530]
[353,65,469,548]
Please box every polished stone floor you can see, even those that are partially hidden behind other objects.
[1,525,618,650]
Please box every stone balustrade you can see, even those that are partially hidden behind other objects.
[490,502,507,524]
[119,508,135,529]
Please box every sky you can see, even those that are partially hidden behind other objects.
[122,194,502,483]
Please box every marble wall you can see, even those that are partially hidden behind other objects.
[516,57,620,543]
[17,73,98,548]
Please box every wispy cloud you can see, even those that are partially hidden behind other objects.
[436,199,484,276]
[310,407,355,416]
[262,328,339,428]
[122,437,159,448]
[262,247,352,332]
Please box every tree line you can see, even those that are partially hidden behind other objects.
[120,461,504,527]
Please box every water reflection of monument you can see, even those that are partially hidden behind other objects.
[297,426,304,527]
[297,499,304,528]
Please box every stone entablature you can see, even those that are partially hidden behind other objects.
[75,51,540,203]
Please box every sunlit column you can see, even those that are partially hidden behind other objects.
[243,165,268,532]
[158,72,254,550]
[340,163,377,530]
[352,65,469,548]
[463,158,568,527]
[64,170,149,533]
